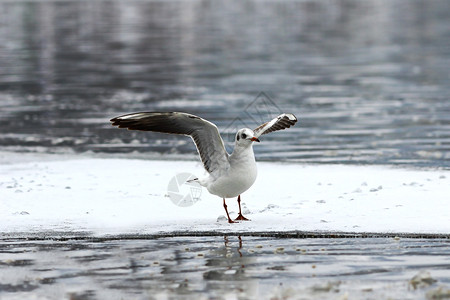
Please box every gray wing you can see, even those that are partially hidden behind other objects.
[253,113,298,138]
[110,112,230,174]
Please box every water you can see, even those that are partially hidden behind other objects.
[0,0,449,167]
[0,236,449,299]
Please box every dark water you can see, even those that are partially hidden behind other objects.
[0,236,449,299]
[0,0,450,167]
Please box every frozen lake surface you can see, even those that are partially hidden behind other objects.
[1,236,449,300]
[1,154,449,235]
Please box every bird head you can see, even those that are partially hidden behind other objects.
[235,128,260,146]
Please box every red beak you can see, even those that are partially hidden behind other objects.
[251,137,260,142]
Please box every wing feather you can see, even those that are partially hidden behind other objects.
[110,112,229,175]
[253,113,298,138]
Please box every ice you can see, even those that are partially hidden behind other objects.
[0,151,449,236]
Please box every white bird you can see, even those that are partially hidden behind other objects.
[110,112,298,223]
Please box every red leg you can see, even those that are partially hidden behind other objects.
[223,198,235,224]
[235,195,250,221]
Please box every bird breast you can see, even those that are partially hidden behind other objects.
[205,147,257,198]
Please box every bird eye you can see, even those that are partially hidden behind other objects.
[241,133,247,139]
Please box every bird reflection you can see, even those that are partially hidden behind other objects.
[203,236,257,296]
[223,235,244,259]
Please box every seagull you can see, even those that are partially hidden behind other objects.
[110,112,298,223]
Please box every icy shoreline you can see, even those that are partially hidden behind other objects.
[1,152,449,237]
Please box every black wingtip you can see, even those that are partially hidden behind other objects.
[280,114,298,128]
[110,118,121,127]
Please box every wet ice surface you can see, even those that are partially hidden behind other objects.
[0,236,449,300]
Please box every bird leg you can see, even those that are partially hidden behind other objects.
[235,195,250,221]
[223,198,235,223]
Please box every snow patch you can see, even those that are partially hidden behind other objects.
[0,152,449,236]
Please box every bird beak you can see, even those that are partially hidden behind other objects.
[251,137,260,142]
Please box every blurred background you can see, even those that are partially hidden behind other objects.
[0,0,449,167]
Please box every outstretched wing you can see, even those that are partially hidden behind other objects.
[253,113,298,138]
[110,112,230,175]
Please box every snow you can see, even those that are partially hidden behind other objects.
[0,152,449,236]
